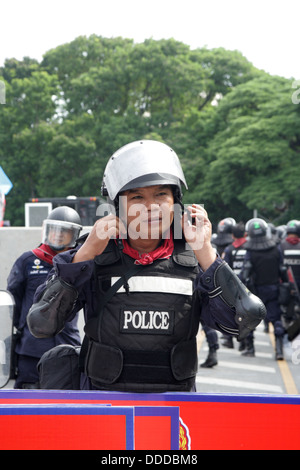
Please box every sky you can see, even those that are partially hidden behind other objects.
[0,0,299,80]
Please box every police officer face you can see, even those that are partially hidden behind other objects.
[120,185,174,241]
[47,225,74,251]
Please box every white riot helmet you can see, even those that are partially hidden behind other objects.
[101,140,188,204]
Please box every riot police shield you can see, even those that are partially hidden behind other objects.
[0,290,15,388]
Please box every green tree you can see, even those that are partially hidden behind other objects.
[198,74,300,224]
[0,36,273,226]
[0,62,59,224]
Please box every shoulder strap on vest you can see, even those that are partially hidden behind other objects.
[94,239,121,266]
[172,239,198,267]
[79,263,143,371]
[98,264,143,310]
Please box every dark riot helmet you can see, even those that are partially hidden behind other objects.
[286,220,300,236]
[244,218,275,251]
[246,218,268,238]
[214,217,236,247]
[101,140,188,206]
[217,217,236,234]
[42,206,82,251]
[276,225,287,240]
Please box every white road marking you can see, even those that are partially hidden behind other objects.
[196,377,283,394]
[218,361,276,374]
[205,347,274,359]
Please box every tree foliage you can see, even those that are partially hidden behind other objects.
[0,35,298,226]
[200,75,300,223]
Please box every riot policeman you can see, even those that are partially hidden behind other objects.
[223,222,247,276]
[7,206,82,388]
[280,220,300,287]
[279,220,300,340]
[241,218,285,360]
[213,218,236,256]
[28,140,266,392]
[223,222,247,350]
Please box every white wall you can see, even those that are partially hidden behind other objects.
[0,227,91,290]
[0,227,42,290]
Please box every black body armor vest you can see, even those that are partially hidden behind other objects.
[226,244,247,275]
[84,239,201,393]
[250,247,280,286]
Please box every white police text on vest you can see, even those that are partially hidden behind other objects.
[121,309,174,335]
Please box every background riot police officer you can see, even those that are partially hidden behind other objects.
[213,218,236,256]
[223,222,247,276]
[241,218,285,360]
[223,222,248,351]
[7,207,82,388]
[279,220,300,340]
[28,140,265,392]
[280,220,300,287]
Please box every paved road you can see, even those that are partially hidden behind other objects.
[196,323,300,396]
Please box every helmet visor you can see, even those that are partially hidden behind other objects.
[42,220,81,251]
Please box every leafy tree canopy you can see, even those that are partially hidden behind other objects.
[199,75,300,224]
[0,35,298,227]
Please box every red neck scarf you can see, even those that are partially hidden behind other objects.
[232,237,247,248]
[32,244,58,266]
[121,233,174,265]
[286,236,300,246]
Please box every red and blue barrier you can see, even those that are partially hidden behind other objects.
[0,390,299,450]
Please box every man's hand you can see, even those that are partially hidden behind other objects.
[73,215,127,263]
[182,204,216,270]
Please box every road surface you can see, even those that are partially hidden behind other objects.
[196,323,300,396]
